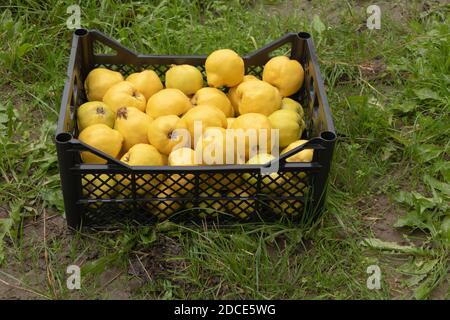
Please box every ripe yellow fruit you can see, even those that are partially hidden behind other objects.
[84,68,123,101]
[118,144,164,195]
[187,191,225,218]
[120,142,163,166]
[226,117,236,129]
[210,172,242,191]
[167,147,197,195]
[150,186,182,219]
[205,49,244,87]
[180,105,227,145]
[268,182,309,216]
[126,70,163,100]
[191,87,233,117]
[146,88,192,118]
[165,64,204,96]
[168,147,196,166]
[114,107,153,152]
[281,140,313,162]
[230,113,273,160]
[268,109,303,148]
[243,74,260,82]
[262,56,304,96]
[77,101,115,131]
[194,128,242,190]
[235,80,281,116]
[103,81,146,113]
[195,127,236,165]
[243,153,285,192]
[228,75,260,115]
[270,197,305,216]
[226,188,255,219]
[281,97,304,119]
[147,115,189,155]
[78,124,123,164]
[82,174,116,199]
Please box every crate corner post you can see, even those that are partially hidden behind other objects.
[55,132,83,229]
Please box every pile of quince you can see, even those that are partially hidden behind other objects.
[78,49,313,216]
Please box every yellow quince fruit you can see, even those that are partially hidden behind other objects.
[126,70,163,101]
[235,80,281,116]
[165,64,204,96]
[226,188,255,219]
[281,97,304,119]
[227,74,260,115]
[84,67,123,101]
[281,140,313,162]
[114,106,153,152]
[205,49,244,87]
[268,109,303,148]
[180,105,227,145]
[168,147,196,166]
[146,88,192,118]
[243,153,285,192]
[230,113,273,160]
[167,147,197,195]
[77,101,115,131]
[269,197,305,216]
[78,124,123,164]
[102,81,146,113]
[118,143,164,195]
[262,56,304,96]
[147,115,189,155]
[187,191,225,218]
[149,186,182,219]
[191,87,233,117]
[81,174,116,199]
[195,128,243,190]
[195,127,237,165]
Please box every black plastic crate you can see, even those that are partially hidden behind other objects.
[55,29,336,229]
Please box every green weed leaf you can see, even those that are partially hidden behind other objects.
[432,161,450,182]
[41,188,64,212]
[17,43,34,58]
[401,258,438,288]
[360,238,427,255]
[414,144,443,163]
[312,15,326,36]
[139,228,157,245]
[381,144,396,161]
[393,191,414,206]
[423,175,450,196]
[81,252,121,277]
[0,200,24,264]
[414,88,441,101]
[392,101,417,114]
[394,211,425,229]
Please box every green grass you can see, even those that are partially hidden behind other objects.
[0,0,449,300]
